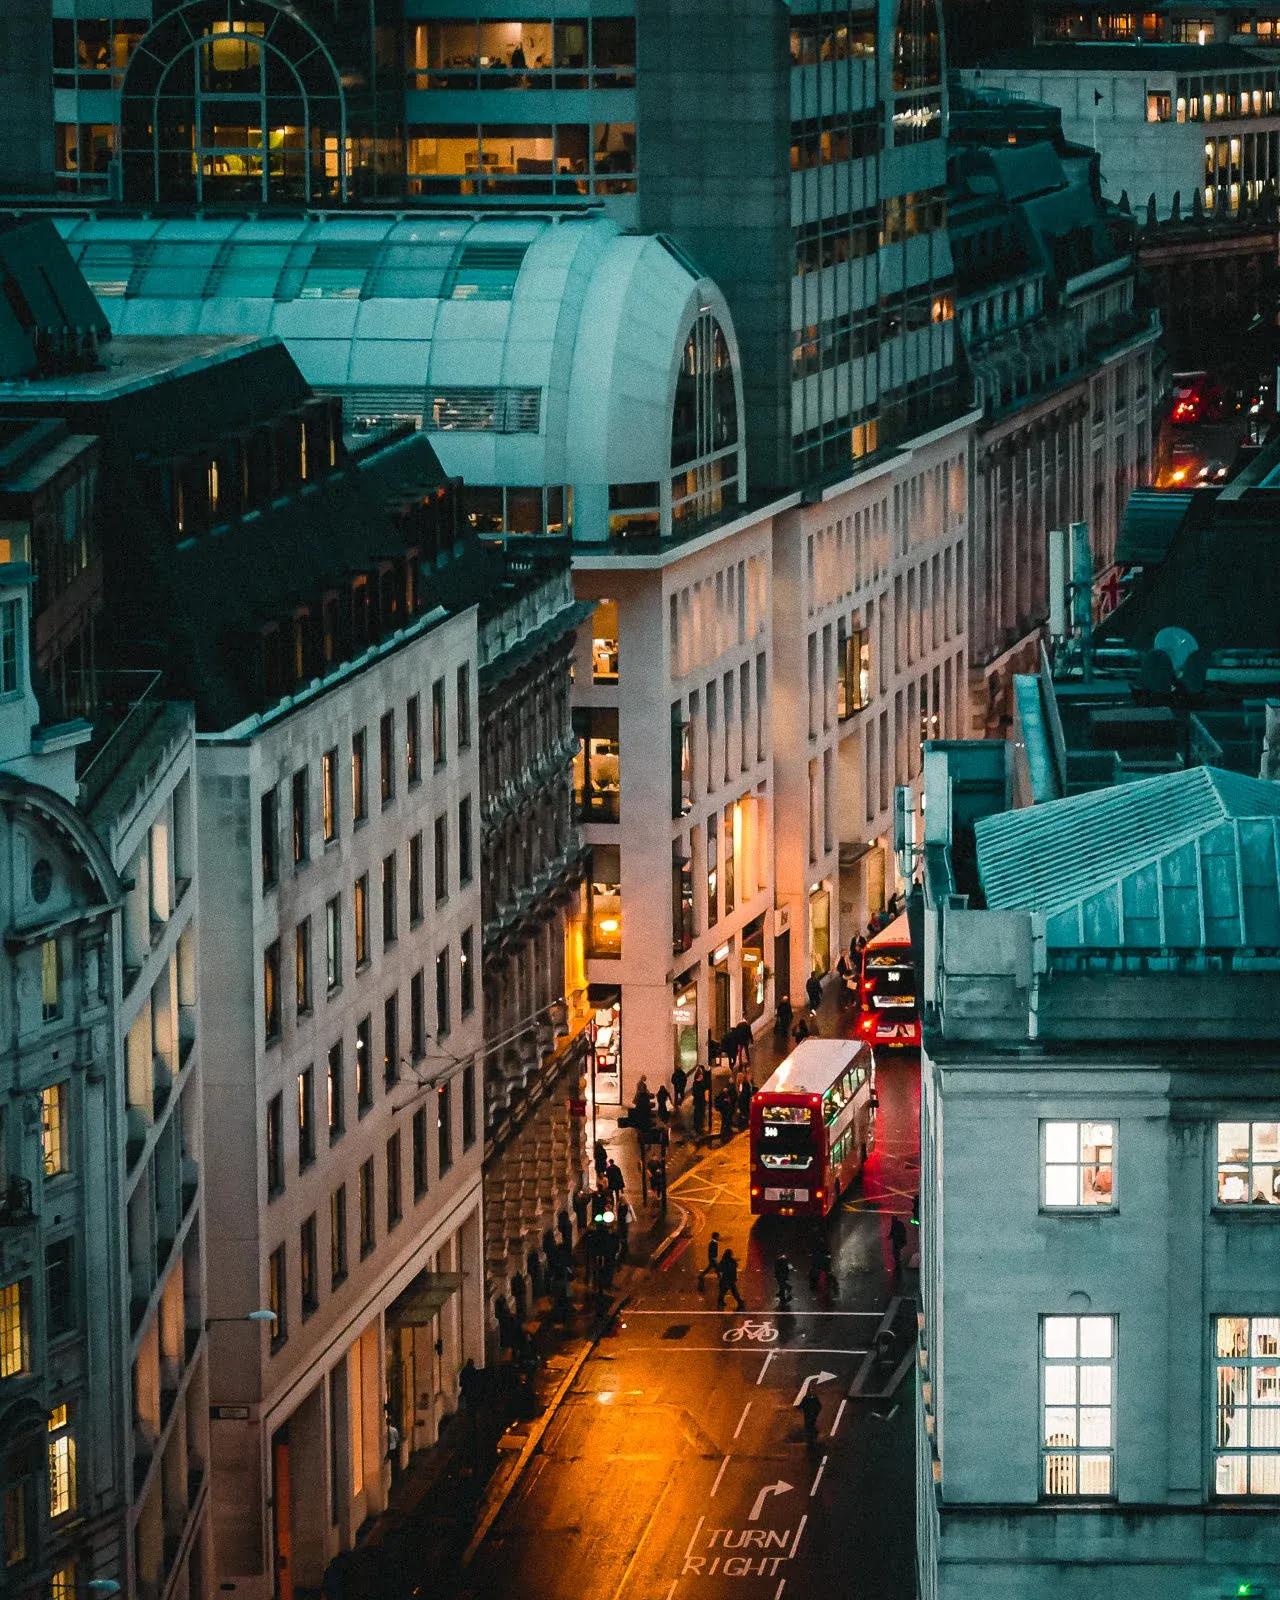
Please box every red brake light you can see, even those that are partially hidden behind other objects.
[810,1095,820,1105]
[815,1189,824,1200]
[751,1187,760,1196]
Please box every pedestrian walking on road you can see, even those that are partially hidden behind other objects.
[605,1158,625,1205]
[672,1063,688,1111]
[774,1254,793,1308]
[717,1248,745,1310]
[805,969,823,1013]
[593,1139,608,1179]
[656,1083,671,1126]
[698,1231,721,1288]
[889,1214,908,1275]
[617,1196,634,1258]
[774,994,792,1039]
[799,1390,821,1440]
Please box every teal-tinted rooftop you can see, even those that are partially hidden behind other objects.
[975,765,1280,949]
[46,210,747,540]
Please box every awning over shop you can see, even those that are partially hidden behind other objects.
[385,1270,465,1326]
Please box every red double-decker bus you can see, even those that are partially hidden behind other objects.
[749,1039,876,1218]
[856,912,919,1050]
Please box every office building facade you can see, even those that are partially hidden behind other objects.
[38,0,960,491]
[917,744,1280,1598]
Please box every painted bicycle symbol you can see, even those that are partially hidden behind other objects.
[722,1319,778,1344]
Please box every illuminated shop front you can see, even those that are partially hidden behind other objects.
[809,882,831,977]
[673,967,699,1074]
[742,915,767,1024]
[589,984,621,1106]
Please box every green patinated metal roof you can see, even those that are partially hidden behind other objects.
[975,765,1280,949]
[1115,487,1193,566]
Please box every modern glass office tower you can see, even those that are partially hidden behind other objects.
[40,0,959,492]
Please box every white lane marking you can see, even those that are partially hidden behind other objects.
[792,1370,837,1407]
[748,1480,793,1522]
[611,1474,675,1600]
[831,1398,848,1437]
[774,1583,787,1600]
[683,1515,705,1563]
[757,1350,776,1386]
[809,1455,829,1498]
[711,1455,730,1497]
[665,1585,677,1600]
[733,1401,752,1439]
[624,1309,883,1317]
[655,1347,867,1356]
[790,1513,809,1559]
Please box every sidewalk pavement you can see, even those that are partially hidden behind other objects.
[315,975,855,1600]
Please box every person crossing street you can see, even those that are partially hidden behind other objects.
[716,1247,745,1310]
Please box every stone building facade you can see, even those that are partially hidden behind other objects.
[917,742,1280,1598]
[475,556,589,1314]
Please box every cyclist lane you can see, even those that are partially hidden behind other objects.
[460,1056,920,1600]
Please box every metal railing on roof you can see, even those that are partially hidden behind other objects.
[78,668,165,811]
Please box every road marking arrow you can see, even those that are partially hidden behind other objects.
[793,1370,837,1407]
[749,1480,793,1521]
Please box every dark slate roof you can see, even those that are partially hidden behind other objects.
[975,765,1280,948]
[114,430,455,732]
[0,218,110,381]
[974,42,1272,71]
[0,334,311,458]
[1115,487,1194,564]
[983,143,1069,204]
[1098,499,1280,653]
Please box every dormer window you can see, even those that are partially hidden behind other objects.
[351,576,370,653]
[0,597,20,695]
[322,593,339,666]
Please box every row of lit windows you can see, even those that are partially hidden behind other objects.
[1034,1312,1280,1499]
[789,10,876,64]
[1039,1119,1280,1208]
[790,109,881,171]
[407,17,634,88]
[1167,81,1279,121]
[405,123,635,195]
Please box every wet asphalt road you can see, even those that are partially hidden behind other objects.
[462,1047,921,1600]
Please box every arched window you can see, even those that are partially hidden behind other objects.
[891,0,943,145]
[670,312,741,527]
[120,1,347,204]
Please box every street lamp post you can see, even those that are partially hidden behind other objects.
[205,1309,278,1330]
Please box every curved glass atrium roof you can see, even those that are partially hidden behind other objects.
[53,213,747,541]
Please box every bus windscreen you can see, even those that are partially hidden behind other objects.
[866,952,914,1008]
[758,1106,815,1170]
